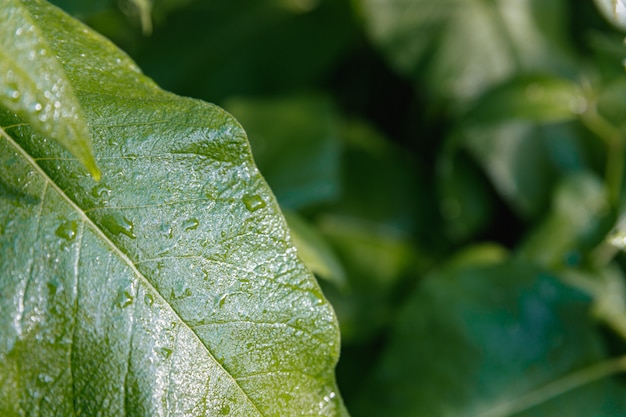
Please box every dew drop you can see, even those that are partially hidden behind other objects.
[159,223,173,239]
[158,347,172,359]
[183,217,199,231]
[91,183,111,199]
[214,293,228,308]
[102,213,136,239]
[47,279,63,296]
[115,290,134,308]
[38,373,53,384]
[55,220,78,241]
[144,293,154,306]
[202,268,210,281]
[242,194,266,212]
[171,283,192,299]
[4,81,21,101]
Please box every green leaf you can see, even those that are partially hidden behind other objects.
[359,0,575,104]
[0,0,100,180]
[438,148,495,242]
[353,258,626,417]
[130,0,357,102]
[518,172,611,267]
[0,1,347,416]
[463,75,583,126]
[462,122,588,218]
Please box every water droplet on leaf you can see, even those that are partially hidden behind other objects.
[91,183,111,200]
[55,220,78,241]
[144,293,154,306]
[183,217,199,231]
[242,194,266,212]
[158,347,172,358]
[102,213,136,239]
[115,290,134,308]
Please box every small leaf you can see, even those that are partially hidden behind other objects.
[0,0,99,179]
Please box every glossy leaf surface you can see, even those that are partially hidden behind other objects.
[0,1,346,416]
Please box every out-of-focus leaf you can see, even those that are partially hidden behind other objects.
[311,119,424,344]
[562,265,626,341]
[462,122,588,218]
[353,258,626,417]
[225,94,341,209]
[518,172,611,267]
[597,79,626,131]
[47,0,110,17]
[131,0,358,102]
[586,31,626,76]
[0,2,347,416]
[438,149,495,242]
[284,209,348,290]
[334,119,423,233]
[1,0,99,179]
[464,75,584,126]
[359,0,575,104]
[317,215,416,344]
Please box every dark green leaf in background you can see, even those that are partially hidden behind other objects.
[0,1,346,416]
[353,257,626,417]
[124,0,358,103]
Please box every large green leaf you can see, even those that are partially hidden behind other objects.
[0,1,347,416]
[1,0,99,179]
[352,256,626,417]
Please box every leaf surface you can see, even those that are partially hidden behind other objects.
[0,1,346,416]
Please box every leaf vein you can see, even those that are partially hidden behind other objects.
[0,128,265,416]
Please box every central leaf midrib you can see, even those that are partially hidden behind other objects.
[0,127,265,416]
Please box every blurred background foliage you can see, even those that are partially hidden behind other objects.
[49,0,626,415]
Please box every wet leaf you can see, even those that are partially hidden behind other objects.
[0,1,347,416]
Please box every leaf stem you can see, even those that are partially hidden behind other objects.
[478,354,626,417]
[580,94,624,208]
